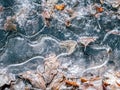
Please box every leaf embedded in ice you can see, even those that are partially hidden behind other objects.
[60,40,77,54]
[78,36,98,47]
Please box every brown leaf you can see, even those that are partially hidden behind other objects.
[65,80,79,87]
[116,81,120,87]
[4,16,17,31]
[20,71,46,90]
[78,36,98,47]
[4,23,17,31]
[60,40,77,54]
[47,73,65,90]
[54,4,65,11]
[42,11,52,19]
[102,80,110,87]
[96,6,104,13]
[43,54,59,84]
[80,77,88,83]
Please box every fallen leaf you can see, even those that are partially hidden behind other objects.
[96,6,104,13]
[60,40,77,54]
[42,11,52,20]
[47,73,65,90]
[65,80,79,87]
[78,36,98,47]
[54,4,65,11]
[43,54,59,84]
[90,76,101,81]
[116,81,120,87]
[80,77,88,83]
[4,16,17,31]
[20,71,46,90]
[4,23,17,31]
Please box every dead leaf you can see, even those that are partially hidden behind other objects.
[42,11,52,20]
[90,76,101,81]
[54,4,65,11]
[43,54,59,84]
[65,80,79,87]
[80,77,88,83]
[20,71,46,90]
[60,40,77,54]
[47,73,65,90]
[96,6,104,13]
[116,81,120,87]
[4,16,17,31]
[78,36,98,47]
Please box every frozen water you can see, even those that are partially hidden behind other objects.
[0,0,120,78]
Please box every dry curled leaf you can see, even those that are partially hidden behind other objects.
[90,76,101,81]
[80,77,88,83]
[47,73,65,90]
[20,71,46,90]
[96,6,104,13]
[54,4,65,11]
[65,80,79,87]
[43,54,59,84]
[42,10,53,26]
[78,36,98,47]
